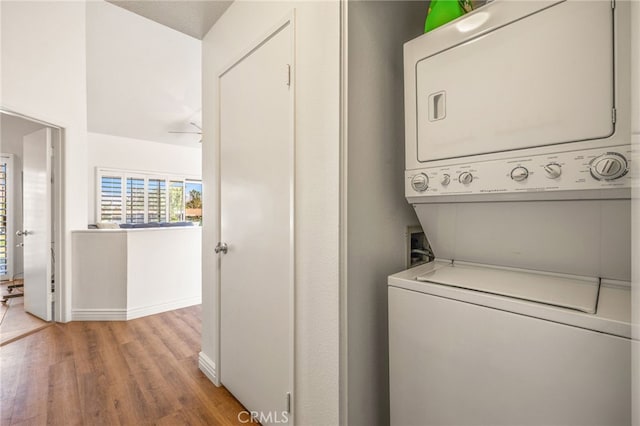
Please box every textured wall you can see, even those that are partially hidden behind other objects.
[345,2,424,425]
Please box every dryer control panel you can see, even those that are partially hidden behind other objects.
[405,145,632,199]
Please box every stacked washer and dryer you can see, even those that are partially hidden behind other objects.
[389,1,633,425]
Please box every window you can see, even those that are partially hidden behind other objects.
[100,175,123,222]
[96,168,201,225]
[0,155,12,278]
[185,181,202,225]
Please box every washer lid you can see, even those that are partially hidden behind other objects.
[416,261,600,314]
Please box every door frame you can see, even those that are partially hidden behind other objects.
[214,10,297,418]
[0,108,65,322]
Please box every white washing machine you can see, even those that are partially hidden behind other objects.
[389,261,631,425]
[391,0,633,424]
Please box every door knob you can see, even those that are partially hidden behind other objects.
[16,230,30,237]
[215,242,228,254]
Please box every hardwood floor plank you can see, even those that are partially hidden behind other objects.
[78,371,122,426]
[173,305,202,337]
[108,379,154,426]
[95,322,134,386]
[9,333,50,425]
[0,305,250,426]
[104,320,137,347]
[46,358,83,426]
[0,336,28,402]
[9,414,47,426]
[45,325,74,367]
[155,409,191,426]
[148,311,198,361]
[119,338,181,420]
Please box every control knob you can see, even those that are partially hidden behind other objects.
[589,152,628,181]
[510,166,529,182]
[543,163,562,179]
[440,174,451,186]
[459,172,473,185]
[411,173,429,192]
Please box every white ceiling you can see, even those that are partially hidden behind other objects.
[107,0,232,40]
[87,1,204,148]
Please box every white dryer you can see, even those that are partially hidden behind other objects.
[391,0,633,424]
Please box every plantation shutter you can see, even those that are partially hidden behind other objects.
[126,177,145,224]
[100,175,123,222]
[147,179,166,223]
[0,161,7,276]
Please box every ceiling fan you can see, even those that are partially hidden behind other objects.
[169,121,202,143]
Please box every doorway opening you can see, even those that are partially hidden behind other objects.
[1,110,62,344]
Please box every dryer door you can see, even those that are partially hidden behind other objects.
[416,1,614,163]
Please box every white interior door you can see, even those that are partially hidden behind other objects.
[22,128,52,321]
[219,21,293,425]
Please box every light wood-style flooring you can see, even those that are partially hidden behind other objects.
[1,280,51,346]
[0,305,249,425]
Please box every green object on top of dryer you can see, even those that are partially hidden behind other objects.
[424,0,474,33]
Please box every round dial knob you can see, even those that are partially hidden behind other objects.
[543,163,562,179]
[510,166,529,182]
[458,172,473,185]
[590,152,628,181]
[411,173,429,192]
[440,174,451,186]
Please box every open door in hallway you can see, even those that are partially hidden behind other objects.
[22,128,52,321]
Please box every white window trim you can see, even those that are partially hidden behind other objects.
[1,154,14,279]
[95,167,201,224]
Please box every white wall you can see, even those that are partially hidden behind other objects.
[202,2,341,424]
[87,132,202,223]
[345,3,424,425]
[72,228,202,320]
[1,0,88,322]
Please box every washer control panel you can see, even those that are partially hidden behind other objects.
[405,146,632,197]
